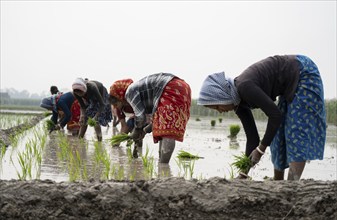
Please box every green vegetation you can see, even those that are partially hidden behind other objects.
[232,153,252,174]
[229,124,240,138]
[177,150,203,159]
[45,119,55,131]
[0,98,336,182]
[189,99,337,125]
[56,132,88,182]
[2,98,336,125]
[10,124,48,180]
[141,146,155,178]
[87,117,97,127]
[0,113,35,129]
[175,158,196,179]
[210,120,216,127]
[109,133,132,146]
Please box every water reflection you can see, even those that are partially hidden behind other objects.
[229,137,240,149]
[157,162,172,178]
[1,116,336,182]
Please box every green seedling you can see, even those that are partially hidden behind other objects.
[43,111,52,117]
[177,150,203,159]
[87,117,97,127]
[231,153,252,174]
[46,119,55,131]
[229,124,240,138]
[109,133,132,146]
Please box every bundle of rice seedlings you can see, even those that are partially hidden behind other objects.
[46,119,55,131]
[229,124,241,138]
[231,153,252,174]
[110,133,132,146]
[87,117,97,127]
[177,150,203,159]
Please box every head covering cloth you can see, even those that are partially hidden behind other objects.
[109,79,133,101]
[40,94,60,112]
[197,72,241,106]
[72,78,87,93]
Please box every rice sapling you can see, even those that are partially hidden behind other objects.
[232,153,252,175]
[46,120,55,131]
[110,133,133,146]
[229,124,240,138]
[177,150,203,159]
[87,117,97,127]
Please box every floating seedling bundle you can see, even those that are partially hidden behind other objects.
[177,150,203,159]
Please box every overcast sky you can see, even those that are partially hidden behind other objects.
[1,1,336,99]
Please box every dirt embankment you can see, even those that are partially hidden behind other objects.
[0,114,45,147]
[0,177,336,220]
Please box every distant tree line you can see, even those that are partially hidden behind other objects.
[191,99,337,126]
[1,98,336,125]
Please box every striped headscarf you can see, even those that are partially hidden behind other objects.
[109,79,133,101]
[197,72,241,106]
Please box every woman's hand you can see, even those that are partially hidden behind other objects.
[249,145,265,166]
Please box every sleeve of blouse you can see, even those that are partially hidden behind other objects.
[236,105,260,156]
[240,83,283,147]
[74,94,86,110]
[58,101,71,128]
[90,84,105,115]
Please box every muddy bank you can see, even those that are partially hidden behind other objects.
[0,114,45,147]
[0,177,336,219]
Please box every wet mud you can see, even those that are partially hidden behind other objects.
[0,177,336,219]
[1,115,336,219]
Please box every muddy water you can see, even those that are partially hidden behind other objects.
[1,116,336,182]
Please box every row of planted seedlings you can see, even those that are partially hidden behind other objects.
[0,118,48,180]
[53,130,160,182]
[109,134,201,180]
[51,120,246,181]
[0,113,36,130]
[1,114,250,182]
